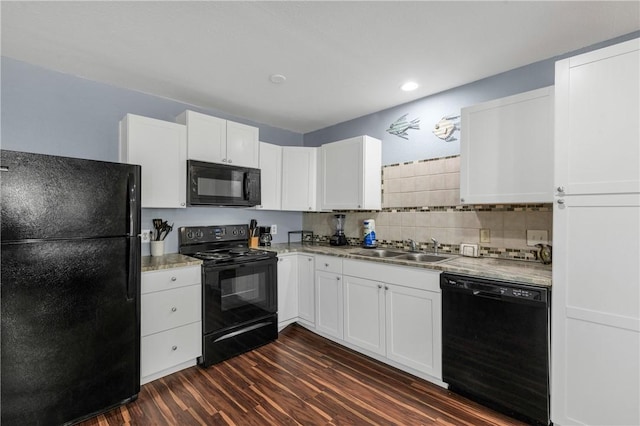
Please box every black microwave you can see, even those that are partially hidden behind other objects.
[187,160,261,207]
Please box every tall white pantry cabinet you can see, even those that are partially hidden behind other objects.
[551,38,639,426]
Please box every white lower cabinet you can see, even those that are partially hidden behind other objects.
[141,265,202,384]
[297,254,315,327]
[342,259,442,382]
[277,254,298,330]
[343,275,385,355]
[385,283,440,376]
[315,255,343,339]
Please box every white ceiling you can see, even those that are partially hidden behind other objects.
[2,1,639,134]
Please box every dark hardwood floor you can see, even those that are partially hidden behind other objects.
[80,324,526,425]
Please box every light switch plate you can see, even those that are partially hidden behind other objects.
[480,229,491,243]
[141,229,151,243]
[271,224,277,235]
[527,229,548,246]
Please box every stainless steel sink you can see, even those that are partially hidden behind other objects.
[394,253,452,263]
[353,249,405,258]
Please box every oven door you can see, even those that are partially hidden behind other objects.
[188,160,261,207]
[203,257,277,333]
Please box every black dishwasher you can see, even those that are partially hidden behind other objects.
[440,273,550,426]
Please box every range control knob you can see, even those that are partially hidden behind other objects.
[195,230,204,239]
[186,231,194,239]
[232,229,238,236]
[239,228,246,236]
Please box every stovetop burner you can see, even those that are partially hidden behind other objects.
[193,251,233,261]
[178,225,276,265]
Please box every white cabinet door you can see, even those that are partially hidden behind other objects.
[277,254,298,329]
[297,254,315,326]
[343,275,385,356]
[552,38,640,426]
[460,86,554,204]
[176,110,226,164]
[281,147,317,211]
[315,270,343,339]
[119,114,186,208]
[256,142,282,210]
[321,136,381,210]
[552,194,640,426]
[386,284,441,378]
[227,120,260,168]
[176,110,259,168]
[555,40,639,196]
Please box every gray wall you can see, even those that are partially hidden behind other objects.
[1,57,305,254]
[304,31,640,165]
[1,57,304,162]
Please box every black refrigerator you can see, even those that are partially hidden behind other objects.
[1,150,141,425]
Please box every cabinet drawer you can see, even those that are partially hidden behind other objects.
[141,322,201,378]
[141,284,201,336]
[142,265,201,294]
[315,255,342,274]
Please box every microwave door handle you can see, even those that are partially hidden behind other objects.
[243,172,250,200]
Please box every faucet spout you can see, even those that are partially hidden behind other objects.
[431,237,439,255]
[407,239,418,252]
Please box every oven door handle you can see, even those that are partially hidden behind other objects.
[213,321,273,343]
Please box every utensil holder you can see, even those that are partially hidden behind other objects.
[150,241,165,257]
[249,237,259,249]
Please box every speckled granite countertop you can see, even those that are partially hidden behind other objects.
[267,243,552,287]
[141,253,202,272]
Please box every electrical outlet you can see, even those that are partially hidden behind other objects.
[480,229,491,243]
[271,224,277,235]
[527,230,548,246]
[141,229,151,243]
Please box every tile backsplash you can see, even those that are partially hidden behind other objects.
[302,155,553,261]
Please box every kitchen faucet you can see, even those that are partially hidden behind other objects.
[407,239,418,252]
[431,237,439,255]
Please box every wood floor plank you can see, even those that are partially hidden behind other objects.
[78,324,527,426]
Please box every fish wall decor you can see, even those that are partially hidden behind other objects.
[386,113,420,140]
[432,114,460,142]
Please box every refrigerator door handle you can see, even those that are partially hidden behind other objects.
[127,238,140,301]
[127,172,138,236]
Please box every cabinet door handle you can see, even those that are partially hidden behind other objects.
[325,263,329,267]
[308,258,312,262]
[557,199,565,205]
[336,277,341,281]
[172,345,178,351]
[222,158,227,163]
[384,285,389,290]
[180,202,185,207]
[377,284,382,289]
[557,186,565,193]
[171,307,177,312]
[228,159,233,164]
[171,276,177,282]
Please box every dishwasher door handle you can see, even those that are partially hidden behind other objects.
[472,290,503,300]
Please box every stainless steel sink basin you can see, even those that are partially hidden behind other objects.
[395,253,452,262]
[353,249,405,258]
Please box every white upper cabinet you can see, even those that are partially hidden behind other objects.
[555,39,639,196]
[281,147,318,211]
[460,86,554,204]
[320,136,382,210]
[226,120,260,168]
[119,114,187,208]
[255,142,282,210]
[176,110,259,168]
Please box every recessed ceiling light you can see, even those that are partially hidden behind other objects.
[270,74,287,84]
[401,81,419,91]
